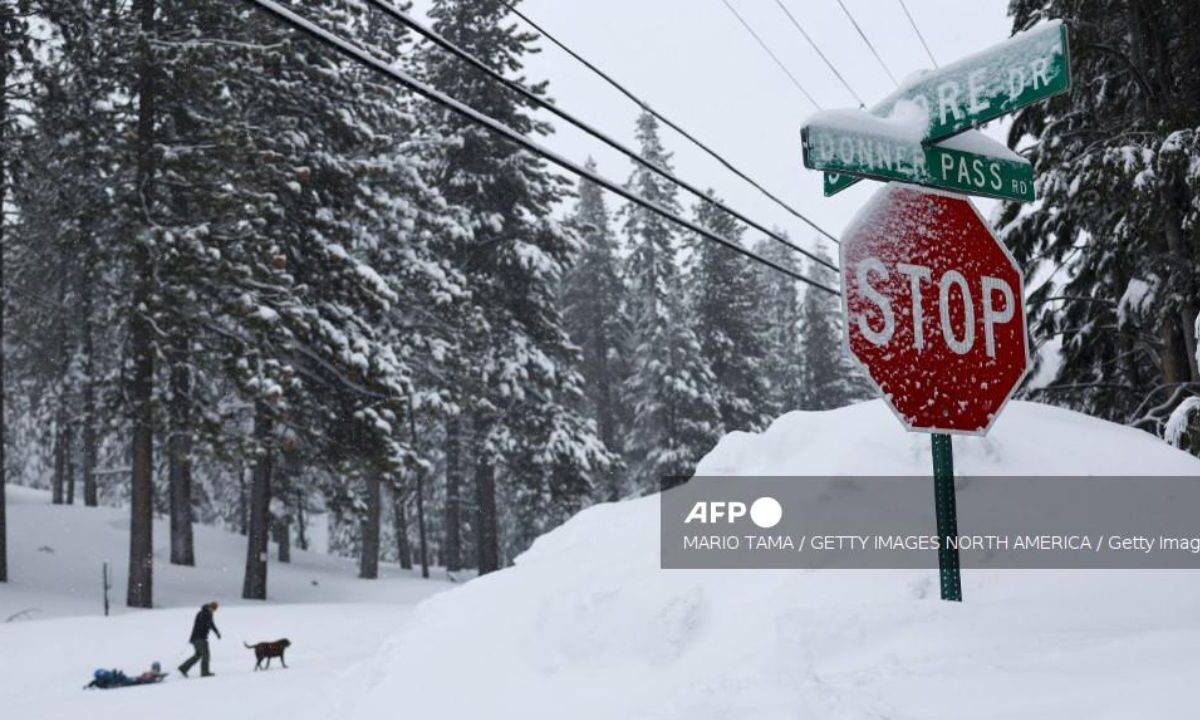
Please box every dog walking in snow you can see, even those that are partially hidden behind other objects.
[245,639,292,670]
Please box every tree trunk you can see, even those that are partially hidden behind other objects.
[360,468,381,579]
[237,463,248,535]
[415,470,429,579]
[76,160,97,506]
[126,0,157,610]
[52,419,67,505]
[1161,322,1192,387]
[474,459,499,574]
[274,518,290,563]
[0,0,10,584]
[1161,184,1199,381]
[0,451,4,582]
[0,0,9,585]
[52,227,72,506]
[443,414,462,572]
[405,398,428,578]
[597,335,621,501]
[393,487,412,570]
[295,489,308,551]
[80,262,98,507]
[474,412,499,575]
[272,446,295,563]
[167,334,194,565]
[65,440,75,505]
[242,402,272,600]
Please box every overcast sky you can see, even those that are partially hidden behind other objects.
[410,0,1015,263]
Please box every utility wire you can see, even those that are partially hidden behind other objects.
[719,0,822,110]
[499,1,841,247]
[833,0,898,86]
[236,0,841,297]
[771,0,865,107]
[366,0,837,273]
[896,0,938,67]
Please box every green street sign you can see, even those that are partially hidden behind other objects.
[823,19,1069,198]
[802,119,1034,202]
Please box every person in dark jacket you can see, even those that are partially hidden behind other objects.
[178,601,221,677]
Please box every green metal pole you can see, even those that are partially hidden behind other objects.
[931,433,962,602]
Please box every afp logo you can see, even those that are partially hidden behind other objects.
[683,497,783,529]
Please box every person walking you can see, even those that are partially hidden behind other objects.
[179,601,222,678]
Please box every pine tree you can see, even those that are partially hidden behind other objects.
[0,0,37,582]
[126,0,158,609]
[421,0,606,571]
[1001,0,1200,431]
[622,112,719,488]
[800,246,871,410]
[690,192,772,434]
[562,160,630,500]
[754,234,805,416]
[8,0,128,530]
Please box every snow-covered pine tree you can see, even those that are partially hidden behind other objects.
[8,0,129,518]
[690,191,772,435]
[1001,0,1200,431]
[0,0,37,583]
[800,245,870,410]
[420,0,607,571]
[622,111,720,489]
[223,0,473,586]
[753,234,805,416]
[562,159,631,500]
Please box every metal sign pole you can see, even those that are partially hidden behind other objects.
[102,561,111,617]
[931,434,962,602]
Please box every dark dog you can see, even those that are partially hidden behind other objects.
[244,639,291,670]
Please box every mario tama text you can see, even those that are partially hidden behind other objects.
[682,533,1200,554]
[659,476,1200,569]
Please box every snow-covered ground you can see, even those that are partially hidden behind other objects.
[0,484,449,720]
[351,400,1200,720]
[5,399,1200,719]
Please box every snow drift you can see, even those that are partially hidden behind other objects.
[352,400,1200,720]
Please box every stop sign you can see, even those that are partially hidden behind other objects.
[840,184,1029,434]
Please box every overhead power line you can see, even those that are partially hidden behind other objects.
[834,0,898,86]
[771,0,865,107]
[498,1,842,247]
[366,0,837,274]
[236,0,841,297]
[896,0,938,68]
[719,0,822,110]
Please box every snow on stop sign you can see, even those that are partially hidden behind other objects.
[841,184,1029,434]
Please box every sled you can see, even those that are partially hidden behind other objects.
[84,670,169,690]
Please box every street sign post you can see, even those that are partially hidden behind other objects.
[840,184,1030,601]
[823,19,1070,196]
[803,117,1034,202]
[802,19,1067,602]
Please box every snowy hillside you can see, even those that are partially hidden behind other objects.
[348,400,1200,720]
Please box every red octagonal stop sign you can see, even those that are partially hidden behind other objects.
[841,184,1029,435]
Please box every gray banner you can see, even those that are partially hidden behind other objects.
[661,476,1200,569]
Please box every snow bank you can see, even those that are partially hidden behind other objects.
[353,400,1200,720]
